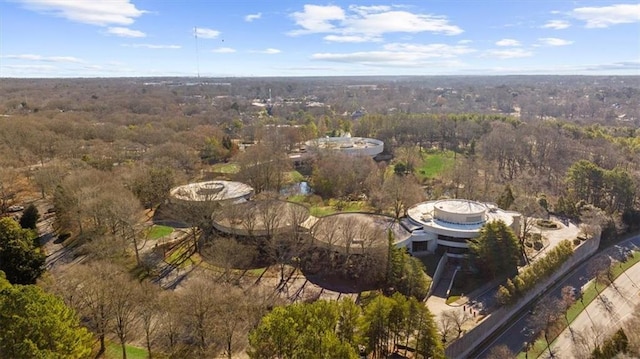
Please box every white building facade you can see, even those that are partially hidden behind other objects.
[400,199,521,257]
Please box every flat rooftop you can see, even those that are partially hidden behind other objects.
[407,200,516,233]
[305,137,383,150]
[312,213,410,249]
[212,200,310,236]
[435,199,486,215]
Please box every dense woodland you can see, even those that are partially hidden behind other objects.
[0,76,639,358]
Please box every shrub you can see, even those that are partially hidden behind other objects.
[533,241,543,251]
[19,204,39,230]
[308,194,324,206]
[501,240,574,305]
[537,219,559,229]
[496,285,511,306]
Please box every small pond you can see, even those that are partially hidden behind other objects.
[281,181,312,196]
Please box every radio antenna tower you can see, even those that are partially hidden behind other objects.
[194,26,201,79]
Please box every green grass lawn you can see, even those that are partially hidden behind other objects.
[309,200,371,217]
[210,162,239,174]
[147,225,173,240]
[446,295,461,305]
[415,150,456,181]
[165,243,198,268]
[246,267,268,276]
[285,170,305,184]
[287,194,307,204]
[105,342,148,359]
[310,206,337,217]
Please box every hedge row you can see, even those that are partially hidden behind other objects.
[497,239,574,305]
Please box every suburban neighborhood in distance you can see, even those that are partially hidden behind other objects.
[1,0,640,358]
[1,74,639,359]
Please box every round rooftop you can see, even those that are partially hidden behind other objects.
[170,180,253,203]
[312,213,410,250]
[406,199,516,236]
[304,136,384,157]
[212,200,310,237]
[434,199,487,225]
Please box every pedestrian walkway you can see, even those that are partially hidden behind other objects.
[550,261,640,358]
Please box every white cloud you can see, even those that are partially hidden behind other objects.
[245,12,262,22]
[585,61,640,71]
[212,47,236,53]
[542,20,571,29]
[571,4,640,28]
[458,39,473,44]
[485,48,533,59]
[311,42,474,67]
[17,0,145,26]
[344,11,463,36]
[347,5,392,16]
[290,4,345,35]
[289,4,462,41]
[537,37,573,46]
[2,54,83,63]
[194,27,220,39]
[122,44,181,49]
[107,27,145,38]
[495,39,521,47]
[323,34,379,43]
[2,64,58,73]
[249,48,281,54]
[45,56,83,62]
[260,48,281,54]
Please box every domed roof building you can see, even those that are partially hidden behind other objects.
[304,136,384,157]
[400,199,521,257]
[211,200,310,237]
[169,180,253,205]
[311,213,410,253]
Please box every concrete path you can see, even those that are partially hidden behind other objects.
[550,261,640,358]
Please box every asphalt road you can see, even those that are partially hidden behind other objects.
[470,232,640,358]
[551,260,640,358]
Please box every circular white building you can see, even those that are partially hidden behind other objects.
[304,136,384,157]
[211,200,310,237]
[169,180,253,205]
[401,199,521,257]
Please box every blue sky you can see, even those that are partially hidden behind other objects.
[1,0,639,77]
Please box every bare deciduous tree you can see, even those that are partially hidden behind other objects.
[443,309,471,339]
[201,236,256,282]
[485,345,516,359]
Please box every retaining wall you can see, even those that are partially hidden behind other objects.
[444,236,600,358]
[427,254,449,298]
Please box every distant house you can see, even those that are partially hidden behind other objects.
[351,108,366,120]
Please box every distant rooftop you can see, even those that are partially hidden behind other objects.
[170,180,253,202]
[304,136,384,157]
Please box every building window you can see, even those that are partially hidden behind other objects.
[412,241,430,252]
[466,215,483,223]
